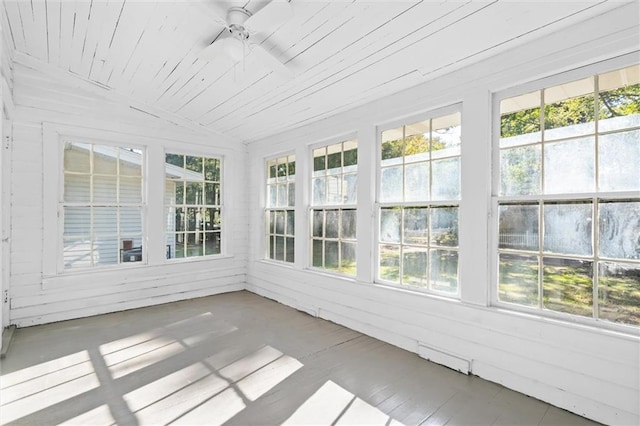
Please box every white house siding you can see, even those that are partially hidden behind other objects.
[246,5,640,426]
[8,60,247,328]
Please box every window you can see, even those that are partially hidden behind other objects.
[62,142,144,269]
[165,153,222,259]
[265,154,295,262]
[378,112,461,295]
[497,64,640,326]
[311,139,358,275]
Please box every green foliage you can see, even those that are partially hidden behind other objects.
[500,85,640,138]
[381,133,444,160]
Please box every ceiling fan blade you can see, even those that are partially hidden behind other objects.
[245,0,293,34]
[199,36,231,62]
[249,44,293,79]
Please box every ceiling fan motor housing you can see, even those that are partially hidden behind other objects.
[227,7,251,40]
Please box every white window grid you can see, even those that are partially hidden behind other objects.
[265,154,295,263]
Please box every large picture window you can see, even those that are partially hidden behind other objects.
[311,139,358,275]
[497,64,640,326]
[62,142,144,269]
[165,153,222,259]
[378,112,461,295]
[265,154,295,263]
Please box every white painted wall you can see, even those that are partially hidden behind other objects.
[246,5,640,426]
[7,58,248,327]
[1,6,16,347]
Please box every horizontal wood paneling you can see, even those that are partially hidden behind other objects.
[5,1,635,143]
[8,60,248,328]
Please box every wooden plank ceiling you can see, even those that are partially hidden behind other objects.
[2,0,629,143]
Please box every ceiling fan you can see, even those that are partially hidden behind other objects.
[200,0,294,78]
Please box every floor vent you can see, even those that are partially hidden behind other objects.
[418,343,471,375]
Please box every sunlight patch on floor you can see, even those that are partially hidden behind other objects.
[0,351,100,424]
[283,380,404,426]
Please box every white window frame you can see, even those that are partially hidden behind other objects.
[43,124,148,275]
[308,135,358,277]
[164,150,224,261]
[375,104,462,297]
[264,152,296,263]
[490,55,640,330]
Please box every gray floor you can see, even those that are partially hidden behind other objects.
[0,291,599,426]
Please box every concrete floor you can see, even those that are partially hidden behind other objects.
[0,291,599,426]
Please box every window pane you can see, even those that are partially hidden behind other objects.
[323,175,339,204]
[275,236,285,261]
[598,262,640,326]
[313,148,326,173]
[287,159,296,177]
[404,132,429,163]
[173,235,185,258]
[544,77,595,140]
[120,207,142,234]
[380,208,401,243]
[120,177,142,203]
[543,257,593,317]
[403,207,428,245]
[598,130,640,192]
[499,204,539,251]
[205,182,216,205]
[205,232,221,255]
[121,238,142,263]
[380,166,403,202]
[277,183,287,207]
[403,248,427,287]
[431,157,460,201]
[94,236,118,266]
[286,210,295,235]
[344,144,357,167]
[64,173,91,203]
[174,182,184,204]
[500,91,541,144]
[599,201,640,260]
[277,160,287,181]
[275,211,285,235]
[341,209,356,240]
[341,242,356,275]
[343,173,357,204]
[185,207,201,232]
[64,142,91,173]
[544,137,595,194]
[498,254,539,307]
[543,202,592,256]
[268,211,275,234]
[185,156,203,179]
[381,127,404,164]
[379,244,400,283]
[175,207,185,232]
[430,207,458,247]
[94,153,117,175]
[312,239,323,267]
[312,177,325,205]
[166,153,184,169]
[405,162,429,202]
[64,207,90,236]
[63,237,93,269]
[327,151,342,172]
[598,65,640,132]
[204,158,220,181]
[430,250,458,294]
[120,150,142,177]
[325,241,339,270]
[432,113,461,159]
[185,182,203,205]
[325,210,339,238]
[93,207,117,235]
[186,233,203,257]
[312,210,324,238]
[93,175,117,203]
[288,182,296,207]
[500,145,541,196]
[285,237,295,263]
